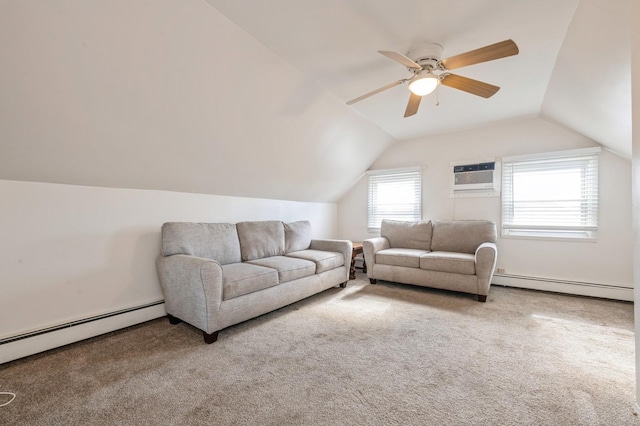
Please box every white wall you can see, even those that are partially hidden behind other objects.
[338,116,633,298]
[0,179,336,361]
[630,0,640,412]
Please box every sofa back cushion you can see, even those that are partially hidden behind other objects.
[236,221,286,261]
[431,220,497,254]
[381,219,433,250]
[161,222,241,265]
[284,220,312,253]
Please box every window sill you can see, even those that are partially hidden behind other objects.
[501,232,597,243]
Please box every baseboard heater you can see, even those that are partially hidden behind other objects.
[0,300,166,364]
[492,273,633,302]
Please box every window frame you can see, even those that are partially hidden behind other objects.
[501,147,600,242]
[367,167,422,232]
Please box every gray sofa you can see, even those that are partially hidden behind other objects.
[363,219,497,302]
[156,220,351,343]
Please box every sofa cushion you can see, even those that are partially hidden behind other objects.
[381,219,433,250]
[286,249,344,274]
[247,256,316,283]
[376,248,430,268]
[430,220,497,254]
[221,263,279,300]
[420,251,476,275]
[284,221,312,253]
[161,222,241,265]
[236,221,285,261]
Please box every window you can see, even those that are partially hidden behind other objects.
[367,167,421,231]
[501,147,599,240]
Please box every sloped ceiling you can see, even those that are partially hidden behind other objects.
[0,0,394,203]
[206,0,631,156]
[0,1,631,206]
[541,0,631,157]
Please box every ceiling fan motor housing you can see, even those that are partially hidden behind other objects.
[407,43,444,71]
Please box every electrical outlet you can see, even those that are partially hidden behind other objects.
[496,268,505,274]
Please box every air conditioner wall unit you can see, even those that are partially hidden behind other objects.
[450,159,500,197]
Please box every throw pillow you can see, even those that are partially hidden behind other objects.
[236,221,286,261]
[284,220,312,253]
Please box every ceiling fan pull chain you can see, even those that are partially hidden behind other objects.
[436,84,440,106]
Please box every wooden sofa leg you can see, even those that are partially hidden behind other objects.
[369,278,377,284]
[203,331,219,344]
[478,295,487,303]
[167,314,182,325]
[339,282,347,288]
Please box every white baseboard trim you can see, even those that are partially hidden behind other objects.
[0,301,166,365]
[492,274,633,302]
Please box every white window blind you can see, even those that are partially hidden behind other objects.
[367,167,421,231]
[501,148,599,239]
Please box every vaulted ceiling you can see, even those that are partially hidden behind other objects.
[206,0,631,157]
[0,1,631,204]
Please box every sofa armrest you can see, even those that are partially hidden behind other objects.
[310,239,353,280]
[156,254,223,333]
[363,237,390,279]
[475,242,498,296]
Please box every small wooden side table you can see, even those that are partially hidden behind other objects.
[350,242,367,280]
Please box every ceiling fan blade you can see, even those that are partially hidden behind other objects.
[378,51,422,70]
[440,39,519,70]
[404,92,422,117]
[440,74,500,98]
[346,79,408,105]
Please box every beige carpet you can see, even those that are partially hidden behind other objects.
[0,275,637,425]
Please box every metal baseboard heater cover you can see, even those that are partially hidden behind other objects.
[0,300,164,345]
[492,273,633,302]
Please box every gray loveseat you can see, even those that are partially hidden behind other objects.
[363,219,497,302]
[156,220,351,343]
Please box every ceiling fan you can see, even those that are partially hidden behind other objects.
[346,39,519,118]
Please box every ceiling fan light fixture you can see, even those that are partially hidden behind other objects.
[408,71,439,96]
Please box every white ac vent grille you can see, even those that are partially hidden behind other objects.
[455,170,494,185]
